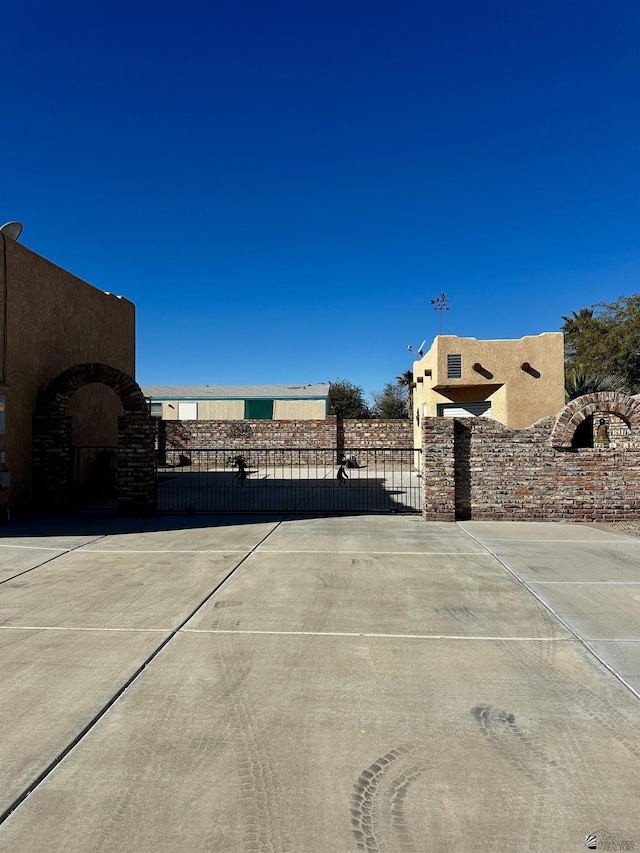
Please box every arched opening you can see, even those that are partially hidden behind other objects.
[551,392,640,449]
[571,415,594,448]
[67,383,125,506]
[32,363,157,515]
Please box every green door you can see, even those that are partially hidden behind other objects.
[244,399,274,419]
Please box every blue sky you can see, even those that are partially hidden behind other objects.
[3,0,638,401]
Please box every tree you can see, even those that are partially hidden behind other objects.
[371,383,409,419]
[396,369,414,417]
[565,367,627,401]
[328,379,371,418]
[562,296,640,394]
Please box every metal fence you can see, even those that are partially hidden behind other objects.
[157,447,422,513]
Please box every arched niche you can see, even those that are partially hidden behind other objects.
[551,392,640,449]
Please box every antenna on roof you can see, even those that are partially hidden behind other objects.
[0,222,23,242]
[407,339,426,357]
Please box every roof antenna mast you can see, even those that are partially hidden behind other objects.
[430,292,450,335]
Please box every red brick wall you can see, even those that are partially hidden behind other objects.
[162,418,337,450]
[341,419,413,448]
[162,417,413,452]
[422,411,640,522]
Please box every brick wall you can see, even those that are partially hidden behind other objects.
[340,419,413,448]
[33,363,156,516]
[422,405,640,522]
[161,417,413,460]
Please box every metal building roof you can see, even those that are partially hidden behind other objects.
[142,384,330,400]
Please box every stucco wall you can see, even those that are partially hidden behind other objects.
[0,238,135,509]
[412,332,565,447]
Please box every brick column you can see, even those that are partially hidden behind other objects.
[117,413,157,516]
[421,418,456,521]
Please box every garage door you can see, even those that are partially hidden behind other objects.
[435,402,492,418]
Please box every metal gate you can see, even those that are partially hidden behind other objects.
[157,447,422,513]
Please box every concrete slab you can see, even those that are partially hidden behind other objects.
[0,544,70,580]
[78,519,281,553]
[460,520,628,541]
[0,551,245,630]
[186,551,572,639]
[0,515,639,852]
[588,640,640,692]
[528,582,640,639]
[0,632,638,852]
[0,627,166,817]
[0,534,105,551]
[462,521,640,698]
[463,540,640,583]
[262,515,485,553]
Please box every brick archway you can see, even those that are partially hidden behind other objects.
[551,391,640,449]
[32,363,157,515]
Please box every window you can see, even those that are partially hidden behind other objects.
[244,399,274,420]
[447,354,462,378]
[149,402,163,419]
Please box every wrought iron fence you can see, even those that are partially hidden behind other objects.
[157,447,422,513]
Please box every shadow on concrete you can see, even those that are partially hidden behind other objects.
[0,506,422,540]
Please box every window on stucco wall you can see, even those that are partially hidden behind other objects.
[447,354,462,378]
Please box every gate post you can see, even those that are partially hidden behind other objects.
[421,417,456,520]
[116,412,157,516]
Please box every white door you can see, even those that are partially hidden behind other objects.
[178,402,198,420]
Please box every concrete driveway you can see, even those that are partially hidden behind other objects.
[0,514,638,852]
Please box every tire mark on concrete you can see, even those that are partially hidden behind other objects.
[212,632,290,853]
[471,705,557,782]
[351,746,413,852]
[0,518,286,831]
[91,680,232,853]
[384,762,426,853]
[470,704,556,853]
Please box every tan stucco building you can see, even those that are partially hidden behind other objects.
[142,384,330,421]
[412,332,565,447]
[0,228,136,511]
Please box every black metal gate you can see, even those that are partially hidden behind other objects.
[157,447,422,513]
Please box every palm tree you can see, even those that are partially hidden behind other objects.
[396,369,414,417]
[565,366,628,401]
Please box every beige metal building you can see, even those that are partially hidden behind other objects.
[0,226,136,511]
[142,385,330,421]
[412,332,565,447]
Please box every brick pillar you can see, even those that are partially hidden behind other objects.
[117,413,157,516]
[421,418,456,521]
[32,414,74,512]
